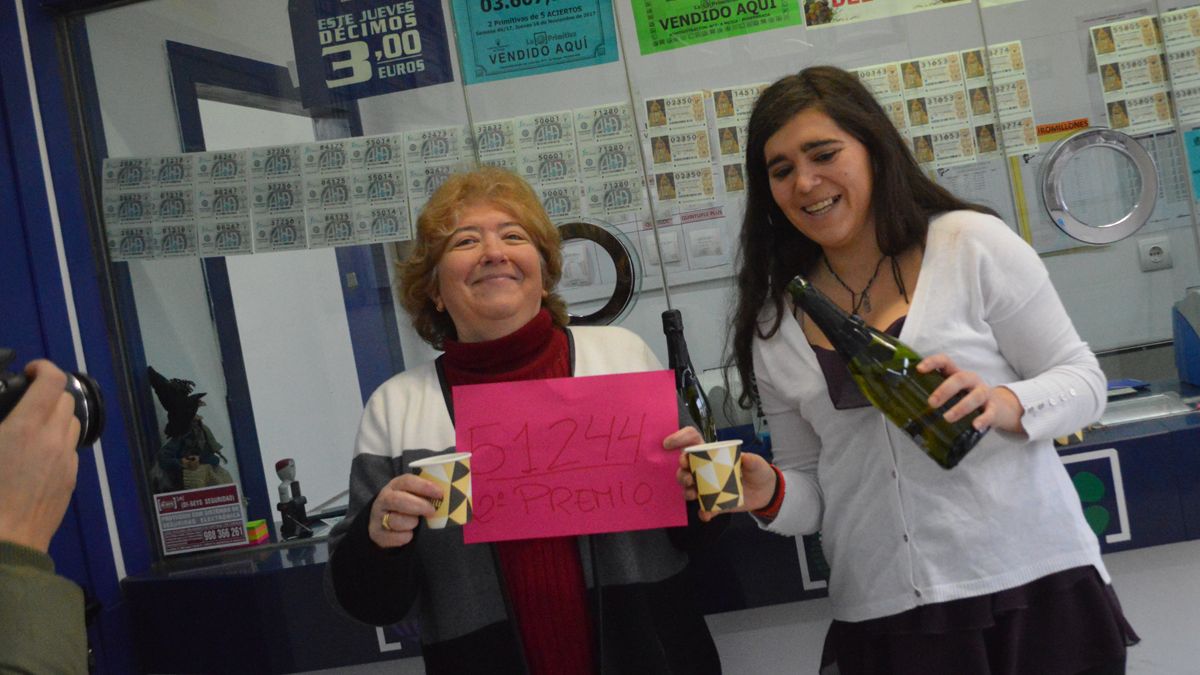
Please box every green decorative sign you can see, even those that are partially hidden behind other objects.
[451,0,619,84]
[630,0,803,55]
[1073,470,1112,536]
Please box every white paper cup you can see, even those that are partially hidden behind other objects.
[409,452,472,529]
[684,440,744,513]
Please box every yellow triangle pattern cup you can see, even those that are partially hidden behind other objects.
[684,440,744,513]
[409,452,472,529]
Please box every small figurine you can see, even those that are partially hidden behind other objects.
[147,367,231,493]
[275,458,312,540]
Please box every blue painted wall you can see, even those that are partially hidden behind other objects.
[0,1,152,670]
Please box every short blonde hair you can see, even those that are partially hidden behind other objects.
[398,166,567,348]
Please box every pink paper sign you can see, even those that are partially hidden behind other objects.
[454,369,685,544]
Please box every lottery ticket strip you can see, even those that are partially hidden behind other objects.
[852,41,1038,170]
[1093,9,1200,134]
[101,101,747,283]
[102,38,1063,282]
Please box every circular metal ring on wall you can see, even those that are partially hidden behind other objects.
[557,220,641,326]
[1040,127,1158,245]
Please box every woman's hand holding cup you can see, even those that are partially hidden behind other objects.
[368,474,444,548]
[664,427,779,522]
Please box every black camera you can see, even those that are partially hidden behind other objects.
[0,348,105,448]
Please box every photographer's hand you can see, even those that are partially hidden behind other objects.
[0,361,81,552]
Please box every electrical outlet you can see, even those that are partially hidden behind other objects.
[1137,236,1173,272]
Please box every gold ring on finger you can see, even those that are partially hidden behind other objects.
[382,511,392,531]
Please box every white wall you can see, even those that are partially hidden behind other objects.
[85,0,1200,533]
[87,4,282,499]
[975,0,1200,351]
[199,100,365,520]
[87,3,367,519]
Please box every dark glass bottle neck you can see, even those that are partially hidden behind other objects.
[665,332,691,368]
[786,276,874,360]
[662,309,694,383]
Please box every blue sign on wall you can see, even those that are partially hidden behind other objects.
[452,0,619,84]
[288,0,455,108]
[1186,128,1200,202]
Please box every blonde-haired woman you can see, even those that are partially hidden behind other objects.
[326,166,721,675]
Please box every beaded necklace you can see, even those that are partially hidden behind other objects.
[822,253,888,315]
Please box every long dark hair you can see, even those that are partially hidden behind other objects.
[728,66,995,408]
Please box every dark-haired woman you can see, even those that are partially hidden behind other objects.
[676,66,1137,674]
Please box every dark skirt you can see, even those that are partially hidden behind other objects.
[820,566,1139,675]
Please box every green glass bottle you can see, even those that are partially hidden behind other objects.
[786,276,986,469]
[662,309,718,443]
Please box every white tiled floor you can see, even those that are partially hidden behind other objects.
[1104,540,1200,674]
[310,539,1200,675]
[703,539,1200,674]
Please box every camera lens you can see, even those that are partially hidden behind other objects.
[67,372,105,448]
[0,351,106,449]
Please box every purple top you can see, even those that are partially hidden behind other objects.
[811,316,905,410]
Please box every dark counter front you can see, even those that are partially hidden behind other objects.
[689,407,1200,612]
[121,543,419,674]
[122,406,1200,673]
[1056,409,1199,552]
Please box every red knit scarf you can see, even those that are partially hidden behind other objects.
[441,309,594,673]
